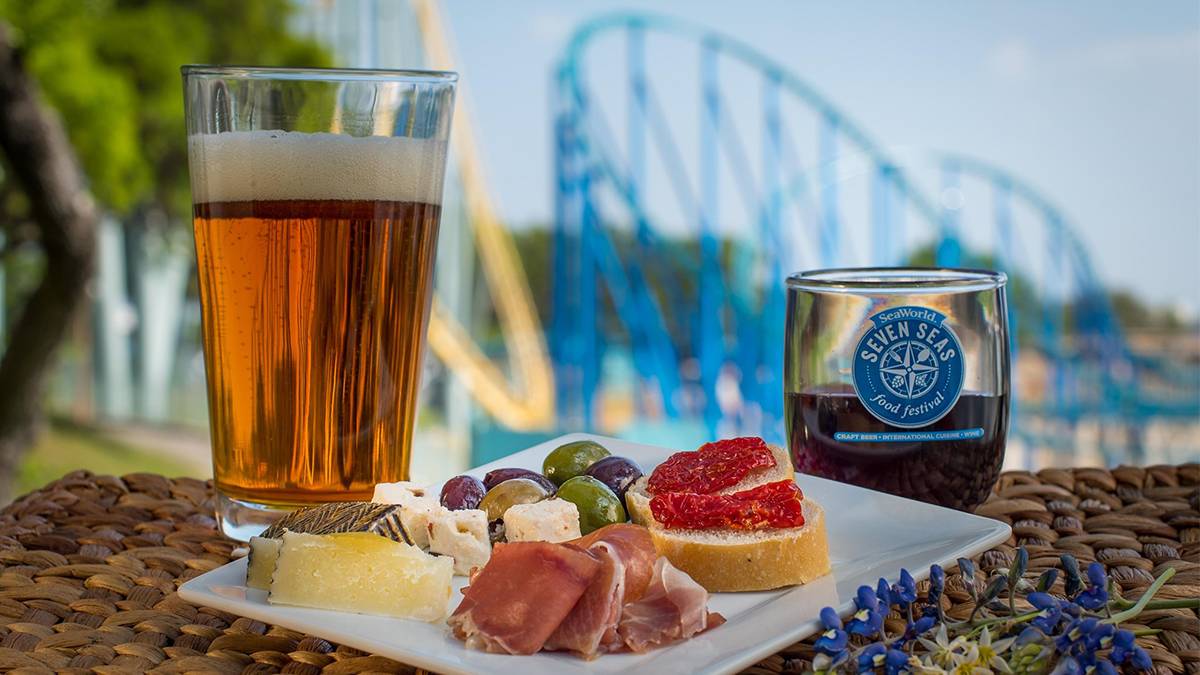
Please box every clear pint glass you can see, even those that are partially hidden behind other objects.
[183,67,457,539]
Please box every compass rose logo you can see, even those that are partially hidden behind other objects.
[879,340,939,400]
[851,305,965,429]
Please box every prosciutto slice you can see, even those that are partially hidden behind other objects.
[542,542,624,657]
[618,557,725,653]
[448,541,600,655]
[574,524,657,602]
[545,524,658,658]
[449,524,723,658]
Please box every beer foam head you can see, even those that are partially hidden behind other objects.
[188,131,448,204]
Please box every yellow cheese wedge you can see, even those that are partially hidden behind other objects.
[267,532,453,622]
[246,536,280,590]
[246,501,413,590]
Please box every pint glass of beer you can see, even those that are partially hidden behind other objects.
[182,67,456,539]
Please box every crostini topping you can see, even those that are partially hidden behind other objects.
[646,436,776,495]
[648,479,806,530]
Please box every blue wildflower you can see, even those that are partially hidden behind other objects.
[1062,554,1084,599]
[1075,562,1109,611]
[1109,629,1136,664]
[1056,617,1100,655]
[903,614,936,642]
[1129,646,1153,672]
[884,648,911,675]
[1028,591,1064,633]
[892,569,917,608]
[1051,656,1083,675]
[1016,625,1046,646]
[1084,622,1115,653]
[1036,567,1060,593]
[857,643,887,673]
[1109,629,1154,672]
[876,578,893,609]
[847,586,883,638]
[813,607,849,659]
[928,564,945,602]
[1091,660,1118,675]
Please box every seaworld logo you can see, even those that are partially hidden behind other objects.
[852,305,965,429]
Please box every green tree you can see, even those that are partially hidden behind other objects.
[1,0,330,224]
[904,242,1043,347]
[0,0,330,502]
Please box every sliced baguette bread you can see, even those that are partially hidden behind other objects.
[626,443,831,592]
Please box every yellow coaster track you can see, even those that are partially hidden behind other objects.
[412,0,555,430]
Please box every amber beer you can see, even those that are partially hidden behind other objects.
[191,131,445,506]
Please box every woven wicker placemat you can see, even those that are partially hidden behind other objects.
[1,465,1196,674]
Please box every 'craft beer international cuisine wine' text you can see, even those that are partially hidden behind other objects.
[189,131,446,505]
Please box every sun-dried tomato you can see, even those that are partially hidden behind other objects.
[646,437,776,495]
[649,479,806,530]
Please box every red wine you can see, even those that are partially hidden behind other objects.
[786,387,1008,511]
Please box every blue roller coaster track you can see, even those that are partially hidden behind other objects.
[550,12,1199,459]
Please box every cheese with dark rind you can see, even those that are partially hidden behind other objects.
[246,501,413,589]
[268,532,453,621]
[246,536,281,590]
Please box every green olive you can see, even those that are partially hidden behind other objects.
[555,475,625,535]
[542,440,611,486]
[479,478,551,521]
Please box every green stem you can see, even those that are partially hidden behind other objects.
[966,610,1041,638]
[1145,598,1200,610]
[1112,597,1199,612]
[1106,568,1177,625]
[1132,629,1162,637]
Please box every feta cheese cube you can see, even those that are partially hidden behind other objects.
[427,508,491,575]
[371,481,431,505]
[503,499,581,543]
[395,496,440,549]
[373,482,441,549]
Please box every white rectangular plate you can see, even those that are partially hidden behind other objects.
[180,433,1010,675]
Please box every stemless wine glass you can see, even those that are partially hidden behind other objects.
[784,268,1010,511]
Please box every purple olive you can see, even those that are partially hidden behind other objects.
[584,456,643,500]
[482,467,556,494]
[440,474,486,510]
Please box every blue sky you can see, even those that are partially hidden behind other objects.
[442,1,1199,315]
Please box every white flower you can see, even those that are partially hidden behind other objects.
[910,654,950,675]
[949,643,990,675]
[976,627,1016,674]
[918,624,967,669]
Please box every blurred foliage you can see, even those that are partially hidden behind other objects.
[508,225,698,344]
[504,229,1189,364]
[0,0,331,222]
[904,243,1042,346]
[903,243,1192,337]
[1107,289,1187,333]
[13,418,196,503]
